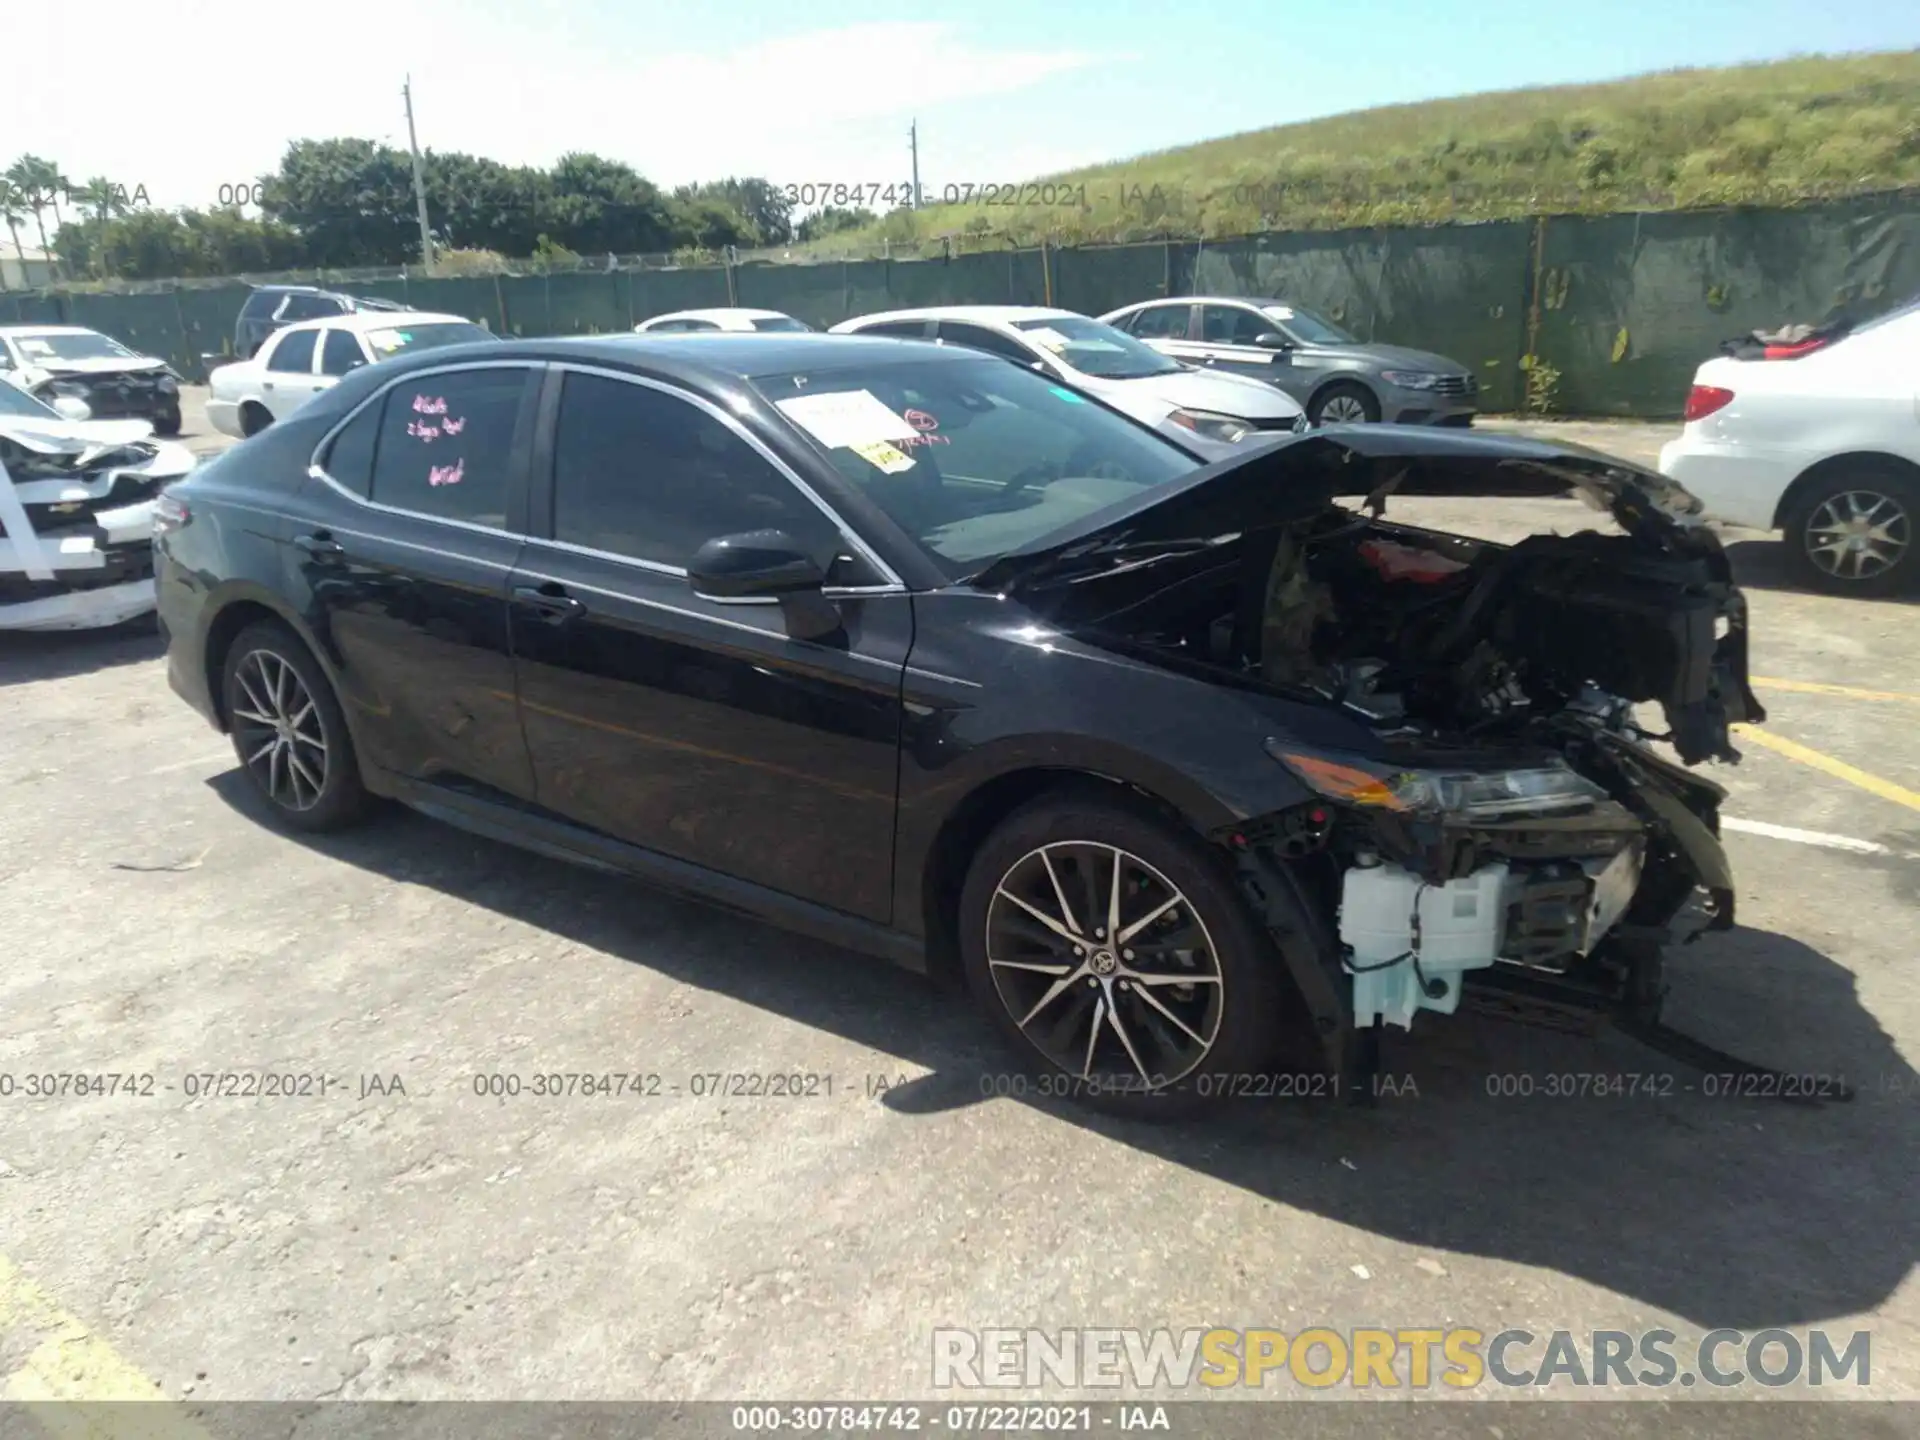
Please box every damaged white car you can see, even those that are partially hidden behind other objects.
[0,378,194,631]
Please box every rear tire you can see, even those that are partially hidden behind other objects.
[239,401,272,438]
[957,792,1287,1118]
[1309,381,1380,426]
[220,620,373,833]
[1781,464,1917,597]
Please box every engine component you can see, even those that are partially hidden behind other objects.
[1339,861,1509,1029]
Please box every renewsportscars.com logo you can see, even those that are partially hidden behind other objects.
[932,1327,1872,1392]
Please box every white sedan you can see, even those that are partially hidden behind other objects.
[206,310,497,439]
[1659,293,1919,596]
[635,307,812,333]
[828,305,1305,458]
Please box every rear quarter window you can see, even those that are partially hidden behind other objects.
[366,368,530,527]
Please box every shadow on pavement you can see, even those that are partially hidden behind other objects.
[208,771,1920,1336]
[0,615,163,688]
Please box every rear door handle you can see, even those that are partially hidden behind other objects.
[294,531,345,561]
[512,583,586,623]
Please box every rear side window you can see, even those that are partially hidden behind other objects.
[858,320,931,340]
[368,368,529,527]
[935,322,1034,364]
[278,293,343,322]
[318,395,385,497]
[267,329,317,373]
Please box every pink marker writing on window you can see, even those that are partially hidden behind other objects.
[408,419,441,442]
[412,394,448,415]
[428,457,465,487]
[442,415,466,436]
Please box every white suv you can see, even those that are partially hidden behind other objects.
[1658,295,1919,596]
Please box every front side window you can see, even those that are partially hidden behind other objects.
[857,320,931,340]
[320,329,366,377]
[1201,305,1270,346]
[1008,316,1181,380]
[550,372,843,570]
[1260,304,1354,345]
[935,322,1037,366]
[367,367,529,527]
[266,329,318,374]
[754,354,1199,578]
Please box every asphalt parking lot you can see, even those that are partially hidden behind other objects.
[1,390,1916,1419]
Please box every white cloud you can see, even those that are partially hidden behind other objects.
[8,7,1117,213]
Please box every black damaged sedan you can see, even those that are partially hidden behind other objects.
[154,333,1770,1112]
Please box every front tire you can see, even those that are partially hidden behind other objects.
[957,792,1287,1117]
[1309,381,1380,426]
[1782,464,1916,597]
[153,402,183,436]
[221,620,373,832]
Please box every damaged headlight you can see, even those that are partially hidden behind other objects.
[1266,743,1608,819]
[158,374,179,394]
[1167,408,1254,445]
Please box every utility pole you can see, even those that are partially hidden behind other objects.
[909,119,921,210]
[403,75,435,274]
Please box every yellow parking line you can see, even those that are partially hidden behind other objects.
[1735,725,1920,815]
[0,1254,211,1439]
[1751,677,1920,706]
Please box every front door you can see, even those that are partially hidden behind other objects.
[1197,304,1303,397]
[284,360,543,799]
[508,366,909,923]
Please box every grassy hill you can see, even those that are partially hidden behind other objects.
[815,49,1920,253]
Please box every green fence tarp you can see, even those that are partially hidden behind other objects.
[11,192,1914,413]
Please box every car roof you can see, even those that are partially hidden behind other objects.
[647,308,794,324]
[838,305,1084,330]
[1109,297,1290,310]
[276,310,474,335]
[362,332,976,388]
[0,325,107,337]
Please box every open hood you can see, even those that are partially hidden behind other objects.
[971,426,1708,591]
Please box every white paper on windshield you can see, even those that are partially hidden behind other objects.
[776,390,917,449]
[17,338,54,357]
[1265,307,1295,320]
[1023,327,1070,352]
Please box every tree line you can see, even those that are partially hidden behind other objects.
[2,143,884,284]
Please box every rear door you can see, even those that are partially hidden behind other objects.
[1120,302,1204,365]
[506,364,911,921]
[285,360,543,799]
[317,327,369,394]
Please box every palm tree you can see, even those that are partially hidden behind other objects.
[74,175,131,223]
[4,155,56,264]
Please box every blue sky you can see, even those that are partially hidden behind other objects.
[13,0,1918,214]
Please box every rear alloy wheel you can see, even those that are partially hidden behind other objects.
[1309,381,1379,426]
[1785,467,1916,597]
[221,620,372,832]
[959,794,1286,1116]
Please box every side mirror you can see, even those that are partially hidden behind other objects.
[688,529,841,641]
[52,395,93,421]
[1254,332,1293,351]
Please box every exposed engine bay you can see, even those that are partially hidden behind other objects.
[985,435,1768,1054]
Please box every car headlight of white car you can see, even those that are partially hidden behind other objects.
[1167,408,1255,445]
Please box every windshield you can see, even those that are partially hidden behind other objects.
[751,316,812,333]
[12,331,140,363]
[0,375,61,419]
[753,355,1200,579]
[364,322,497,357]
[1010,316,1182,380]
[1261,305,1355,345]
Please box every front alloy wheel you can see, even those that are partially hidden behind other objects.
[986,842,1225,1088]
[958,793,1288,1115]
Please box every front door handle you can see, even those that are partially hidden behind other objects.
[294,531,345,561]
[512,583,586,623]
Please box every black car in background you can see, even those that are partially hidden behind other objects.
[153,333,1768,1112]
[231,285,408,362]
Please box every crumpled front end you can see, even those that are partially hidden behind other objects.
[0,424,195,631]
